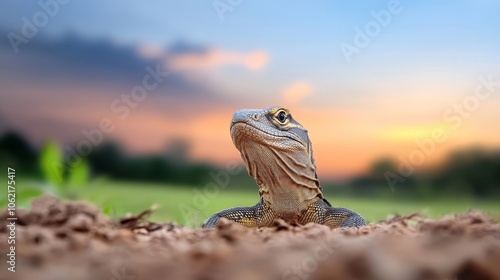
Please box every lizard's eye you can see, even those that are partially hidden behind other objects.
[277,110,287,124]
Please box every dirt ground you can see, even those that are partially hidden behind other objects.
[1,196,500,280]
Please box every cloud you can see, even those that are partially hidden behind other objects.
[0,34,185,90]
[0,34,268,99]
[136,41,269,72]
[166,48,269,71]
[137,43,166,59]
[281,82,313,105]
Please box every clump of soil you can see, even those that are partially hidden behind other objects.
[1,195,499,280]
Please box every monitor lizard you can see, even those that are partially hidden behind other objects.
[203,106,366,228]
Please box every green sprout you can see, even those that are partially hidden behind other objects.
[39,140,89,199]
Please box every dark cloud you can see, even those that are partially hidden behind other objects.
[168,39,209,55]
[0,32,214,97]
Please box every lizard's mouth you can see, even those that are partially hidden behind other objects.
[230,121,304,150]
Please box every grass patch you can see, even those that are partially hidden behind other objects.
[79,179,500,225]
[19,179,500,226]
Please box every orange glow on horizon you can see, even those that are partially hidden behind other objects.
[6,82,500,181]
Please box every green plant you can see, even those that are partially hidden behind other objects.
[0,140,91,208]
[39,140,90,199]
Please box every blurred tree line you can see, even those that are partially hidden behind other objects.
[85,141,214,185]
[338,149,500,199]
[1,131,499,198]
[0,131,253,188]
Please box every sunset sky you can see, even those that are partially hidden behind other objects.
[1,1,499,180]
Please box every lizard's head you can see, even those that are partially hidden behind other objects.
[230,106,320,192]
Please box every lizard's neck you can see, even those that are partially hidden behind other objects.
[241,144,323,216]
[258,183,322,217]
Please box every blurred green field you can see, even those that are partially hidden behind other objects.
[72,179,500,226]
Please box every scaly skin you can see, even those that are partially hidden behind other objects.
[203,106,366,228]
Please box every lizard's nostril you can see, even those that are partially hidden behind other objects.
[252,114,259,120]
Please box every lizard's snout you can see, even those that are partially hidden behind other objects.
[231,110,248,125]
[231,109,260,127]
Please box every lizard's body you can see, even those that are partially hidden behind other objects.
[203,106,366,228]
